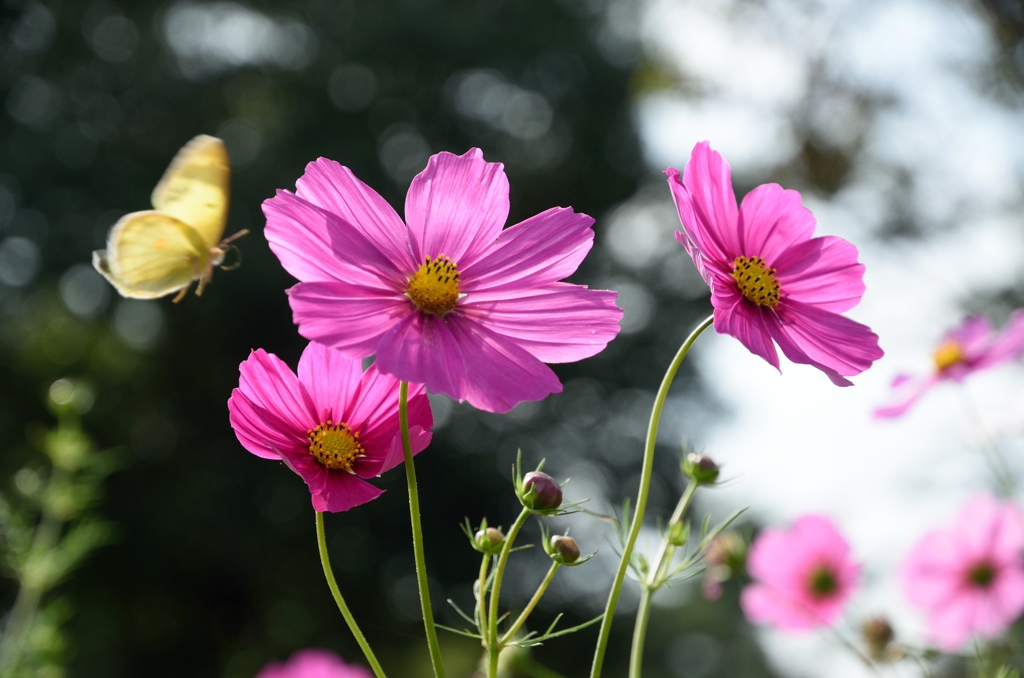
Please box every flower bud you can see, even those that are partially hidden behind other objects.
[522,471,563,511]
[549,535,580,564]
[682,452,719,485]
[473,526,505,554]
[861,617,895,661]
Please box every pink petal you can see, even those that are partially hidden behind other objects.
[237,349,315,431]
[976,309,1024,368]
[461,207,595,292]
[773,236,866,313]
[287,281,411,358]
[711,286,781,371]
[765,301,884,385]
[228,390,299,460]
[257,649,374,678]
[736,183,816,264]
[264,191,402,287]
[358,424,432,478]
[673,229,714,287]
[678,141,742,259]
[926,594,981,650]
[297,342,364,424]
[405,149,509,269]
[460,283,622,363]
[949,315,992,353]
[873,374,939,419]
[313,470,385,513]
[741,584,821,631]
[294,157,417,272]
[374,312,563,413]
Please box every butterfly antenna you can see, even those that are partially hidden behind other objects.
[220,229,250,246]
[172,287,188,303]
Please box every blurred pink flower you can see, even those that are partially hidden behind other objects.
[902,495,1024,650]
[256,649,373,678]
[741,515,859,630]
[263,148,622,413]
[875,311,1024,418]
[228,342,432,512]
[666,142,882,386]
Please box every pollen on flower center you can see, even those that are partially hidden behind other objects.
[808,565,838,599]
[406,255,460,316]
[731,256,780,308]
[933,340,964,371]
[307,420,365,472]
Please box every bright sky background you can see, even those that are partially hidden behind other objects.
[600,0,1024,675]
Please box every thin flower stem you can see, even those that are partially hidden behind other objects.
[628,587,654,678]
[590,314,714,678]
[478,553,491,638]
[627,480,700,678]
[646,481,698,590]
[315,511,387,678]
[500,562,561,645]
[486,507,531,678]
[399,381,447,678]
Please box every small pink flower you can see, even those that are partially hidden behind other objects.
[902,495,1024,650]
[263,149,623,413]
[256,649,373,678]
[228,342,432,512]
[741,515,859,631]
[666,142,883,386]
[875,311,1024,418]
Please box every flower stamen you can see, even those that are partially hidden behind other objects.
[731,256,780,308]
[406,255,460,316]
[933,340,964,372]
[808,565,838,599]
[308,420,365,472]
[967,561,995,589]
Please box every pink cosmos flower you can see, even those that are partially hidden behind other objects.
[263,148,622,413]
[228,342,432,512]
[741,515,859,631]
[666,142,883,386]
[256,649,373,678]
[902,495,1024,650]
[875,311,1024,418]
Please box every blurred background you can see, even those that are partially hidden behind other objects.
[1,0,1023,677]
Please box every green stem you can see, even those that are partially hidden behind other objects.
[628,587,654,678]
[316,512,387,678]
[628,481,699,678]
[500,562,561,645]
[486,507,531,678]
[590,314,714,678]
[646,481,698,590]
[477,553,491,639]
[399,381,446,678]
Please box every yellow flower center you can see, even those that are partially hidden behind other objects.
[406,255,460,316]
[731,256,780,308]
[307,420,365,472]
[933,340,964,372]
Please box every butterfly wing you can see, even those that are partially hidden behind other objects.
[150,134,230,248]
[93,211,210,299]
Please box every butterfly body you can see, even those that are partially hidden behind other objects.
[93,135,246,302]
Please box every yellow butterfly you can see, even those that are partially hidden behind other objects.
[93,134,248,303]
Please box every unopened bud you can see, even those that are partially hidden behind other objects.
[549,535,580,564]
[862,617,894,661]
[667,520,689,547]
[682,453,719,485]
[522,471,563,511]
[473,526,505,553]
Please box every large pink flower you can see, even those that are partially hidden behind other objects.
[256,649,373,678]
[228,342,432,512]
[666,142,883,386]
[263,148,622,413]
[741,515,859,631]
[875,311,1024,418]
[902,495,1024,650]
